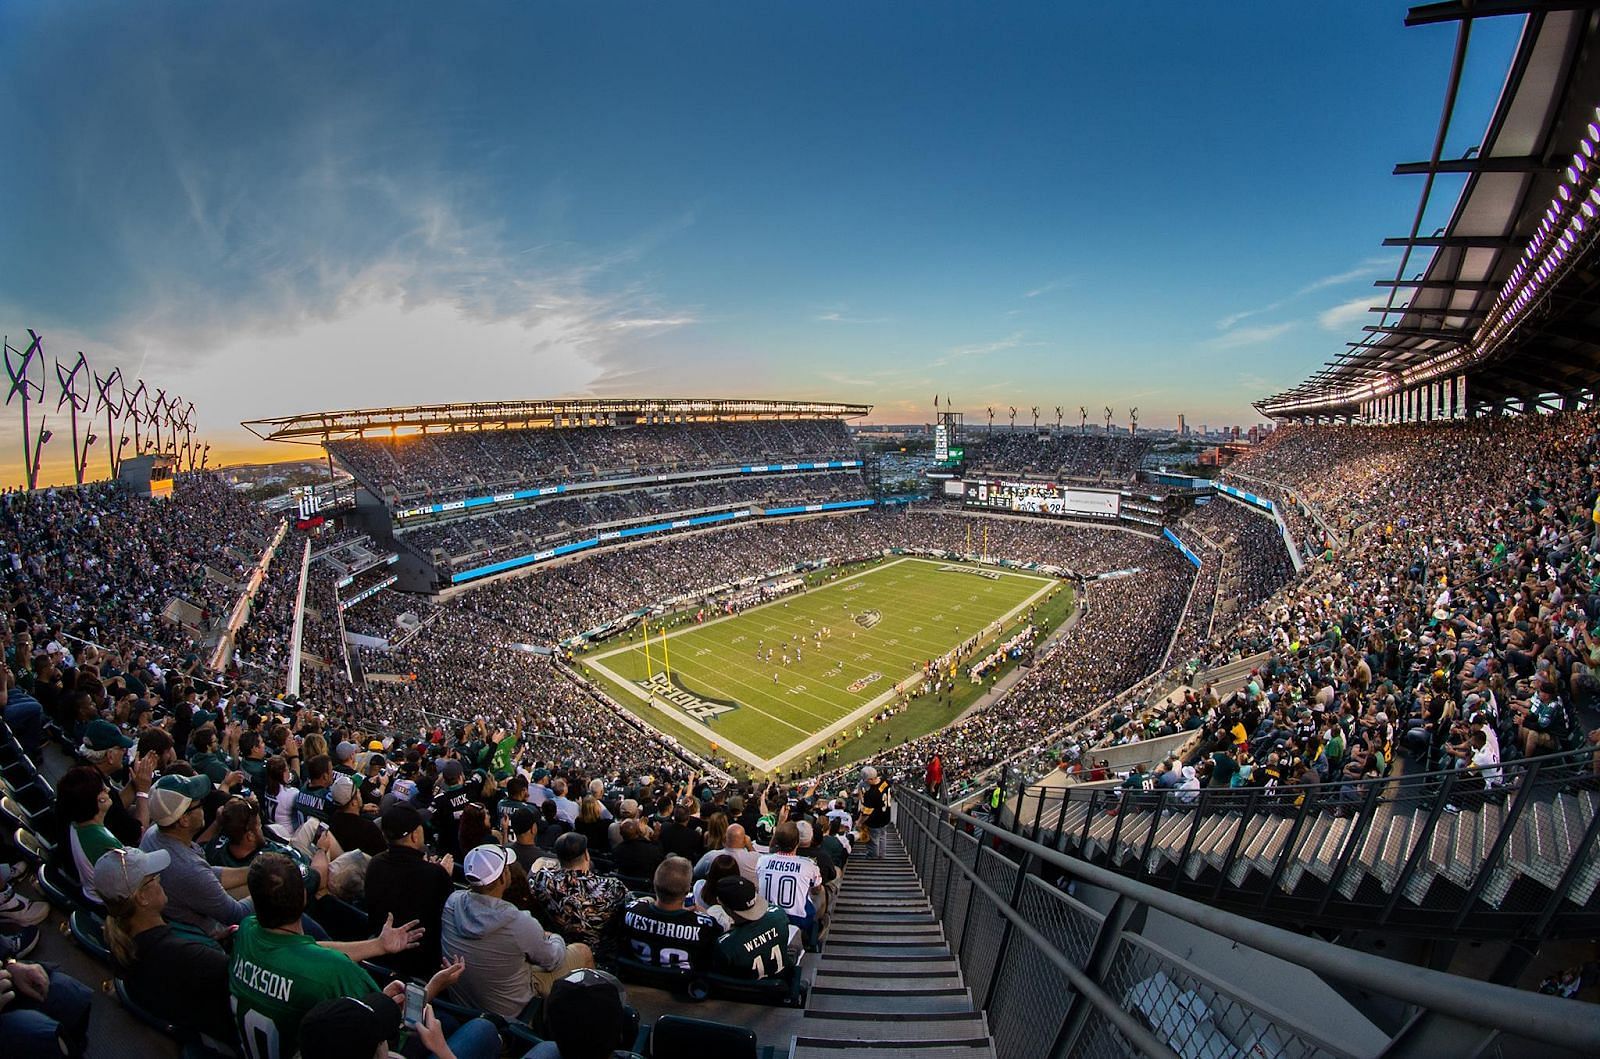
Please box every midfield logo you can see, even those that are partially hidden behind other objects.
[637,672,738,721]
[854,609,882,629]
[848,671,884,693]
[938,564,1001,581]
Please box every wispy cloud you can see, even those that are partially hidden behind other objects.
[1295,256,1395,296]
[1212,257,1394,337]
[1023,277,1071,299]
[1317,296,1371,332]
[928,331,1030,368]
[607,315,700,330]
[1206,322,1295,349]
[815,309,890,324]
[1216,301,1285,331]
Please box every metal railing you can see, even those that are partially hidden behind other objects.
[894,787,1600,1059]
[1001,741,1600,939]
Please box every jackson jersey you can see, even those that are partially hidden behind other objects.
[228,916,377,1059]
[755,852,821,917]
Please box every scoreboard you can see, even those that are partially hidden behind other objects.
[964,479,1120,519]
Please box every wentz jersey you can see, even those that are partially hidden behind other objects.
[712,908,792,979]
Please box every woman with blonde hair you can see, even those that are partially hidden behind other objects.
[576,795,611,850]
[701,811,729,855]
[97,848,234,1047]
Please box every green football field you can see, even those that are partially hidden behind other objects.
[583,556,1065,770]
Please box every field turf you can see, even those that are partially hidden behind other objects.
[583,556,1064,770]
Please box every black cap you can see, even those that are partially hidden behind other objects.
[297,991,401,1059]
[509,806,537,836]
[544,968,626,1055]
[380,802,424,842]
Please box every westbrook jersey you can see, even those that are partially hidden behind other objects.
[621,898,721,972]
[228,916,377,1059]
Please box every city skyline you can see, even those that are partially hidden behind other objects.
[0,2,1521,485]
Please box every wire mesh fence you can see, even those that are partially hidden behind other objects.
[1101,934,1350,1059]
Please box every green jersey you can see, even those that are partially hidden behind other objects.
[229,916,377,1059]
[74,822,122,869]
[192,750,233,785]
[712,908,792,980]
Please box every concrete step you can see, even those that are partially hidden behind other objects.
[823,941,955,958]
[828,917,938,930]
[1303,815,1351,883]
[813,972,966,993]
[791,1043,995,1059]
[817,957,960,975]
[806,990,983,1016]
[810,982,971,1000]
[1566,790,1600,906]
[799,1011,989,1043]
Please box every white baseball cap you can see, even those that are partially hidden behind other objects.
[463,845,512,887]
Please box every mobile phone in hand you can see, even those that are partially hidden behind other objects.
[403,982,427,1028]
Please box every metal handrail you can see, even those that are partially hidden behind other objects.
[897,787,1600,1055]
[1021,741,1597,818]
[1014,741,1600,929]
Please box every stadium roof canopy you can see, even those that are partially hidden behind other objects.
[1257,3,1600,420]
[243,397,872,445]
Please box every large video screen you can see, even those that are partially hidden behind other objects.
[965,479,1120,519]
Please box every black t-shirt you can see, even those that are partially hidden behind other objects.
[330,810,387,857]
[660,819,704,861]
[430,783,472,856]
[127,923,234,1045]
[621,898,721,972]
[612,838,666,880]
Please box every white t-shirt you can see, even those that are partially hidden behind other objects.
[756,852,821,917]
[1472,745,1502,787]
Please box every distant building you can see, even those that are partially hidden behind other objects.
[1177,414,1187,437]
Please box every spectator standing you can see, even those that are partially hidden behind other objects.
[858,766,891,860]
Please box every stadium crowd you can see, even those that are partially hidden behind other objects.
[17,406,1600,1053]
[966,431,1151,484]
[1085,413,1600,829]
[399,470,868,567]
[330,420,857,505]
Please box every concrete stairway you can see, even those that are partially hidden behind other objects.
[789,829,996,1059]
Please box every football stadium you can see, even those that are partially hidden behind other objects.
[5,3,1600,1059]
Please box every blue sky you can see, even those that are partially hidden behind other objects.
[0,1,1522,473]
